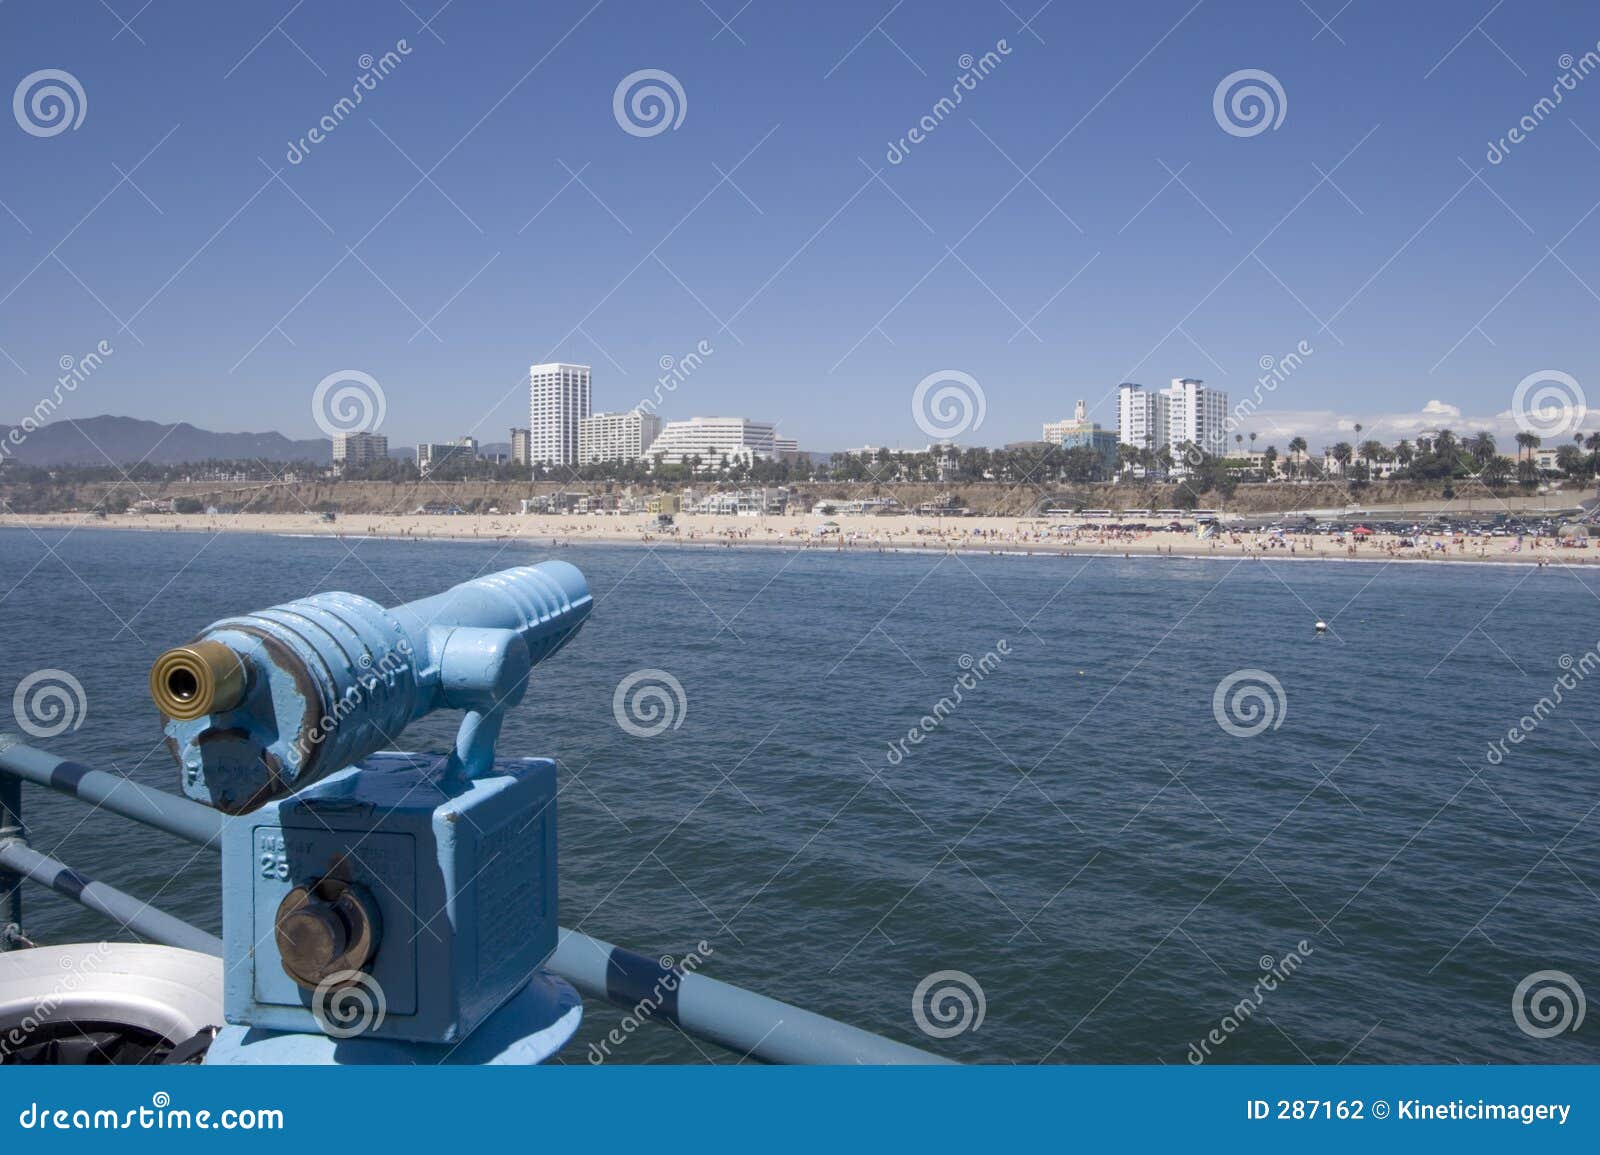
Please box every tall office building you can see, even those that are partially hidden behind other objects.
[510,427,531,466]
[332,431,388,470]
[578,410,662,464]
[528,363,591,467]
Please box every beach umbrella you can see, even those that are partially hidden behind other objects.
[1351,525,1373,536]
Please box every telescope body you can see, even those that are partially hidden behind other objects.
[153,561,591,814]
[151,561,590,1046]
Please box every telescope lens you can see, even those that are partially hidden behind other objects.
[149,641,247,721]
[166,666,199,703]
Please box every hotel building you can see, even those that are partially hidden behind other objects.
[578,409,662,464]
[645,416,778,466]
[1043,399,1119,473]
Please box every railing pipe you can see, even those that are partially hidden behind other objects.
[0,734,223,849]
[0,769,21,950]
[547,929,952,1065]
[0,841,221,956]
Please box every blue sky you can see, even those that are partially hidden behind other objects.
[2,0,1598,452]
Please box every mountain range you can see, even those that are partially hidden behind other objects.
[1,415,336,466]
[0,415,521,467]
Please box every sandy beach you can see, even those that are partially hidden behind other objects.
[2,510,1593,566]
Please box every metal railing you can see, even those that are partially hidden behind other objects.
[0,732,948,1065]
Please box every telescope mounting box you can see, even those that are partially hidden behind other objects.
[221,751,558,1045]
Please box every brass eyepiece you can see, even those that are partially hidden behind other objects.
[150,640,247,720]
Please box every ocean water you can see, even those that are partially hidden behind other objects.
[1,526,1596,1065]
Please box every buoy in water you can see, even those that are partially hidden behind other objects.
[1314,620,1328,633]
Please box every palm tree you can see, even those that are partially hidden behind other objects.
[1467,431,1496,465]
[1331,442,1354,474]
[1514,431,1540,464]
[1352,423,1364,472]
[1287,436,1307,481]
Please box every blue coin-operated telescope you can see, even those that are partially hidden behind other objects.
[149,562,591,1056]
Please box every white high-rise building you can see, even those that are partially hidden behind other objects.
[1116,379,1229,473]
[644,417,778,466]
[528,363,591,467]
[1163,377,1228,462]
[332,431,388,470]
[578,410,662,464]
[1116,383,1169,457]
